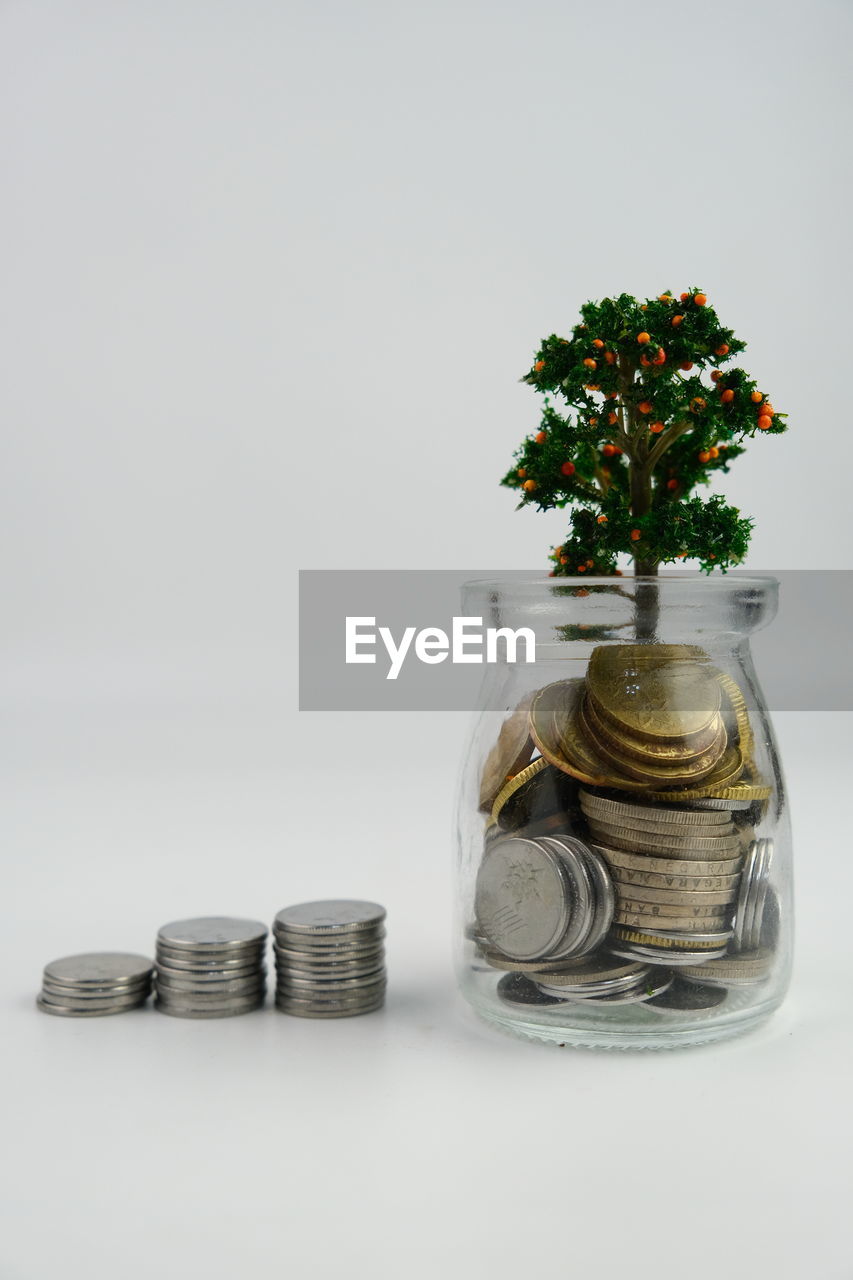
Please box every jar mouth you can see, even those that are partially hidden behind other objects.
[463,571,778,593]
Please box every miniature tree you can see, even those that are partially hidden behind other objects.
[502,289,786,580]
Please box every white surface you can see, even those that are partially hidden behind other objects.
[3,706,852,1279]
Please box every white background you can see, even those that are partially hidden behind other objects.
[2,2,852,1278]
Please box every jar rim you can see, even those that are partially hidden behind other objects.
[462,571,778,593]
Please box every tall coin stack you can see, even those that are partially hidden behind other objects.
[38,952,154,1017]
[273,900,387,1018]
[154,916,268,1018]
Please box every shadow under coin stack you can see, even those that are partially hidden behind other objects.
[37,952,154,1017]
[273,901,387,1018]
[154,917,268,1018]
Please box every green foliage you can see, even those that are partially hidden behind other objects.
[502,289,786,575]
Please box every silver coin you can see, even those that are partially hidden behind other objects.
[37,994,149,1017]
[747,838,774,952]
[43,952,154,988]
[272,937,385,959]
[40,978,151,1002]
[154,986,265,1008]
[579,790,733,826]
[155,973,266,996]
[275,979,387,1002]
[520,956,647,985]
[689,796,752,811]
[588,825,743,857]
[608,864,742,892]
[155,949,266,973]
[275,997,385,1019]
[609,943,729,965]
[155,961,264,983]
[535,970,653,999]
[571,841,616,956]
[154,997,264,1019]
[275,973,386,995]
[38,986,150,1010]
[496,973,568,1008]
[540,837,595,959]
[273,901,386,934]
[614,911,730,932]
[274,994,386,1015]
[273,959,384,980]
[556,969,674,1005]
[157,917,268,951]
[592,845,743,878]
[731,839,760,951]
[645,980,728,1013]
[475,836,574,961]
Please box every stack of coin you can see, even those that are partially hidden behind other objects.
[154,917,268,1019]
[475,833,614,965]
[37,952,154,1017]
[730,838,774,953]
[273,901,387,1018]
[575,788,744,964]
[497,962,672,1010]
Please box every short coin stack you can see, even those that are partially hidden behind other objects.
[580,789,746,964]
[154,916,268,1019]
[273,900,387,1018]
[496,955,673,1009]
[37,952,153,1017]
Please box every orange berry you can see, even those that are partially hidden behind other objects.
[606,391,617,399]
[653,348,666,365]
[589,417,599,426]
[602,443,617,456]
[650,421,665,434]
[559,556,568,565]
[750,390,763,403]
[761,403,775,417]
[586,558,594,567]
[577,564,586,572]
[637,332,651,345]
[715,342,730,356]
[680,292,690,302]
[658,293,672,302]
[676,552,688,559]
[535,431,547,443]
[680,361,694,371]
[720,389,735,404]
[638,400,653,414]
[757,415,772,430]
[667,478,678,491]
[604,350,616,365]
[711,370,723,382]
[607,411,618,425]
[534,360,545,372]
[709,447,720,458]
[698,450,711,463]
[597,515,608,524]
[517,468,526,478]
[583,357,597,369]
[640,354,651,367]
[694,293,707,306]
[592,338,605,349]
[640,305,648,311]
[561,461,576,476]
[522,478,537,491]
[690,397,706,413]
[630,529,641,541]
[672,314,684,327]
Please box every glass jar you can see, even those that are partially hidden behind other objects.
[454,574,792,1049]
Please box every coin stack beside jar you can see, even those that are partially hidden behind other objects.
[154,916,268,1019]
[37,952,154,1017]
[273,901,387,1018]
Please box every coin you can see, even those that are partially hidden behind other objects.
[273,901,386,934]
[579,789,734,827]
[580,695,727,783]
[582,691,724,764]
[43,953,154,988]
[274,997,385,1019]
[613,911,729,932]
[37,995,149,1018]
[644,777,771,804]
[273,959,384,980]
[612,926,732,947]
[157,918,268,951]
[521,957,648,985]
[586,645,721,741]
[154,997,265,1019]
[587,844,742,878]
[490,759,579,831]
[496,973,567,1009]
[645,980,729,1014]
[586,822,743,855]
[40,978,151,1002]
[155,946,264,970]
[609,864,741,892]
[538,968,674,1006]
[679,950,774,987]
[609,882,738,906]
[474,836,573,960]
[479,694,536,811]
[610,897,730,919]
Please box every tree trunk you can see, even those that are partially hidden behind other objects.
[629,463,659,640]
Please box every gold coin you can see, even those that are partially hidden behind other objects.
[587,645,721,742]
[611,927,730,950]
[610,865,741,892]
[715,671,754,758]
[582,691,725,766]
[579,697,728,784]
[478,694,536,812]
[489,756,548,825]
[644,773,771,803]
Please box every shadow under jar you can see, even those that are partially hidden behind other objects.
[454,573,792,1049]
